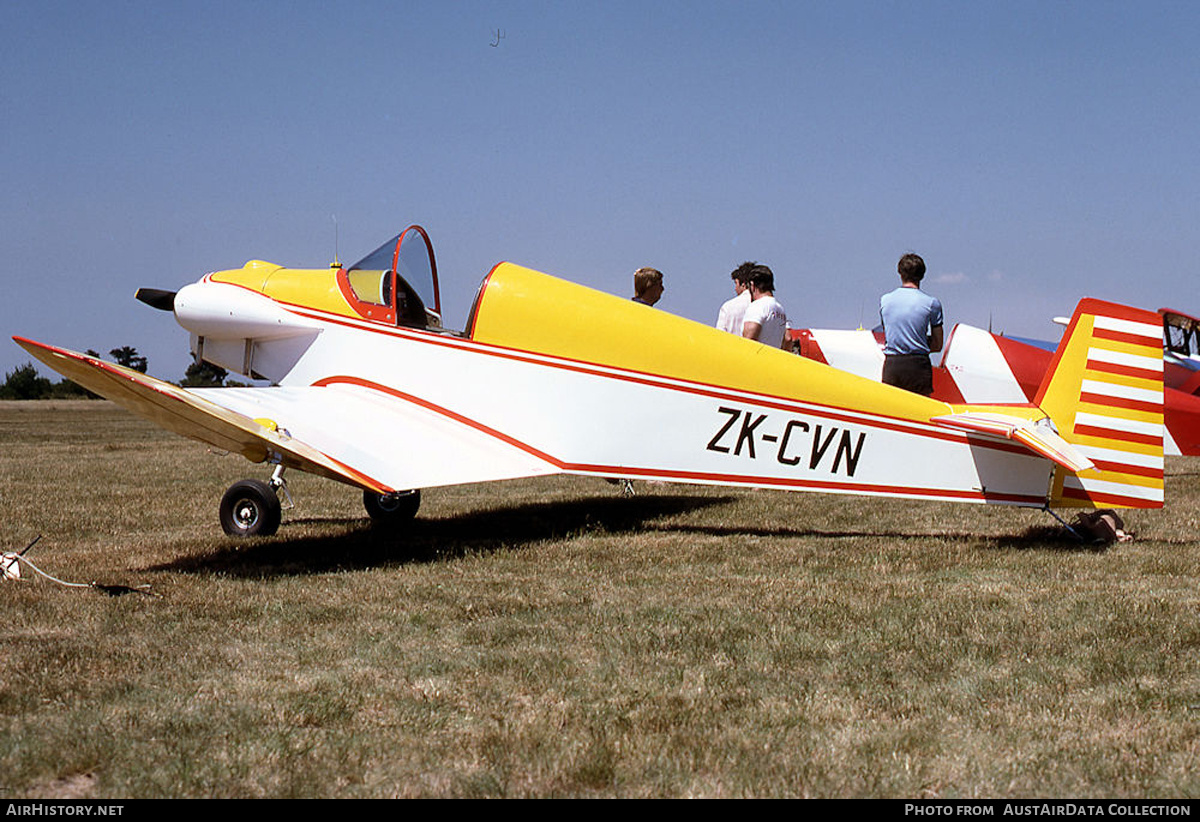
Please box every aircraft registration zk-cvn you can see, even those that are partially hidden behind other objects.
[15,226,1167,537]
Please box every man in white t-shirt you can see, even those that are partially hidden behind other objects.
[741,264,789,349]
[716,262,754,333]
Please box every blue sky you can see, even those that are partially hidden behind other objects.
[4,0,1199,381]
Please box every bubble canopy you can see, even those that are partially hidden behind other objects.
[346,225,441,328]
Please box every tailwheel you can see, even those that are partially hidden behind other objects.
[363,489,421,524]
[220,479,282,537]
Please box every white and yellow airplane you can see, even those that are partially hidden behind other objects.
[15,226,1166,536]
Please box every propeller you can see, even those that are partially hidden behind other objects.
[135,288,177,311]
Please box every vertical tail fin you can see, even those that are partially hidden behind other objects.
[1035,299,1164,509]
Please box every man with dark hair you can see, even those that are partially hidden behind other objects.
[632,267,664,306]
[716,261,755,333]
[741,264,789,349]
[879,252,943,395]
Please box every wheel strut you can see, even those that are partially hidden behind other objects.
[268,464,294,510]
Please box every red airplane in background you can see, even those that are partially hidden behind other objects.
[791,307,1200,457]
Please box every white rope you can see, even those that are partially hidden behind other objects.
[3,537,154,595]
[9,554,93,588]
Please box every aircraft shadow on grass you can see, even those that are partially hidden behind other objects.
[639,522,1113,553]
[146,492,1108,580]
[147,493,736,578]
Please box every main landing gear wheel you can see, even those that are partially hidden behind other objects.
[220,479,282,537]
[363,489,421,524]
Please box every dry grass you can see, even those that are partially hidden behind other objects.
[1,401,1198,798]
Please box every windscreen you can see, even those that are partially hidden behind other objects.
[348,225,440,319]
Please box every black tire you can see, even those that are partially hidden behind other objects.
[363,489,421,523]
[220,479,282,537]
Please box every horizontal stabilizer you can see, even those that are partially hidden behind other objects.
[931,412,1095,473]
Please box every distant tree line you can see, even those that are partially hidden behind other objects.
[0,347,231,400]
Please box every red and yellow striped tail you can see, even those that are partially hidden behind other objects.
[1035,299,1164,509]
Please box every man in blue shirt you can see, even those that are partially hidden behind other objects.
[879,253,943,395]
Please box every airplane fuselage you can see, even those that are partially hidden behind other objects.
[178,261,1070,507]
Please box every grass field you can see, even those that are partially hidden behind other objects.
[1,400,1198,798]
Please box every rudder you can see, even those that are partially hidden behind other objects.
[1034,299,1164,509]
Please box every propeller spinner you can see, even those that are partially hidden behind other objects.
[135,288,177,312]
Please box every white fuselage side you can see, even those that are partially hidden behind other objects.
[189,299,1056,506]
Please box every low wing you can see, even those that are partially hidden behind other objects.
[13,337,557,494]
[930,411,1096,474]
[189,382,559,491]
[14,337,391,491]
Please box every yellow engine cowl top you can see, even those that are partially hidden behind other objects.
[209,261,362,321]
